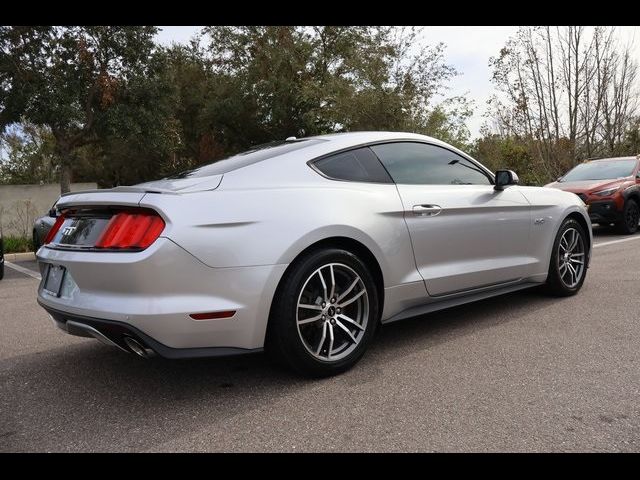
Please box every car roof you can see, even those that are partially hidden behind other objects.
[304,131,453,150]
[276,131,474,164]
[217,131,488,188]
[587,156,638,163]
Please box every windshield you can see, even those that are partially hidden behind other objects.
[166,139,326,179]
[560,159,637,182]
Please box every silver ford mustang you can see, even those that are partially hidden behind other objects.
[36,132,592,376]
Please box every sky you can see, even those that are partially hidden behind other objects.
[155,26,639,140]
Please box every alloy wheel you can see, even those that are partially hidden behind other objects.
[557,227,585,288]
[296,263,369,361]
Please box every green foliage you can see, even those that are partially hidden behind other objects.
[471,135,541,185]
[1,26,474,188]
[198,26,472,151]
[2,235,33,253]
[0,124,58,184]
[0,26,159,192]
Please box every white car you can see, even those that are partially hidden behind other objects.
[36,132,592,376]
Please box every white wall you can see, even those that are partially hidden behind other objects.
[0,183,97,237]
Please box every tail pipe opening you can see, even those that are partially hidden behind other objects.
[123,336,154,358]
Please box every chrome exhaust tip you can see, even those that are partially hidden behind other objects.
[123,336,151,358]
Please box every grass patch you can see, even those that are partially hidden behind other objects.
[2,235,34,253]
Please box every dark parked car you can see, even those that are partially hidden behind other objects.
[33,203,59,252]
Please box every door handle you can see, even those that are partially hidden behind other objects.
[412,204,442,216]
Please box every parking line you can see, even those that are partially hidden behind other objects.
[593,235,640,249]
[4,261,42,280]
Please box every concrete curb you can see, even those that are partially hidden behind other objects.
[4,251,36,262]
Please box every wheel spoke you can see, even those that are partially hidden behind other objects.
[567,263,577,285]
[571,252,585,257]
[298,303,322,311]
[568,229,578,252]
[338,289,364,308]
[337,277,359,302]
[327,324,334,359]
[315,321,327,355]
[336,313,365,331]
[334,319,357,344]
[559,263,568,275]
[329,265,336,301]
[298,313,323,325]
[560,236,569,251]
[317,269,328,301]
[569,258,584,265]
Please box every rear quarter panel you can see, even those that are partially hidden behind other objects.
[139,180,421,289]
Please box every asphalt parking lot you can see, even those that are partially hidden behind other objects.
[1,226,640,452]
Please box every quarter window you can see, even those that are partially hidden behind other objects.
[312,147,393,183]
[370,142,491,185]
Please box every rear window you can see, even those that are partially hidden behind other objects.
[311,147,393,183]
[167,139,326,179]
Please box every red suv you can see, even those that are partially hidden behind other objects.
[546,156,640,234]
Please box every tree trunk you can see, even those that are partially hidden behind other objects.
[60,161,72,194]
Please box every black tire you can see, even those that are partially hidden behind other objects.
[545,218,588,297]
[0,261,4,281]
[617,199,639,235]
[266,248,379,377]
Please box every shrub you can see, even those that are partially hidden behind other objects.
[2,235,34,253]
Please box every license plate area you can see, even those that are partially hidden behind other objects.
[43,264,66,297]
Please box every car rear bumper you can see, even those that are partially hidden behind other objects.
[36,237,288,352]
[40,301,263,358]
[588,200,622,224]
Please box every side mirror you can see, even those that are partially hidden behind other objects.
[48,208,57,218]
[494,169,519,191]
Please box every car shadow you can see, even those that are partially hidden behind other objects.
[1,286,560,452]
[591,224,639,238]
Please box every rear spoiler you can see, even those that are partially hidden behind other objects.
[60,185,179,197]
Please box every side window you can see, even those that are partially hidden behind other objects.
[312,147,393,183]
[370,142,492,185]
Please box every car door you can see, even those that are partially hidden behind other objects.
[371,142,533,297]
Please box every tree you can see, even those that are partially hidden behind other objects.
[485,26,639,183]
[0,26,158,193]
[1,26,475,189]
[199,26,473,152]
[0,124,57,184]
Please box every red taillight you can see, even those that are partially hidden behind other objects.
[44,214,66,245]
[95,211,165,250]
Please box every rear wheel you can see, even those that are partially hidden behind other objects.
[617,199,639,235]
[266,248,379,377]
[545,218,588,296]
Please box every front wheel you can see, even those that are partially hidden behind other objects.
[266,248,379,377]
[545,218,588,296]
[617,199,639,235]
